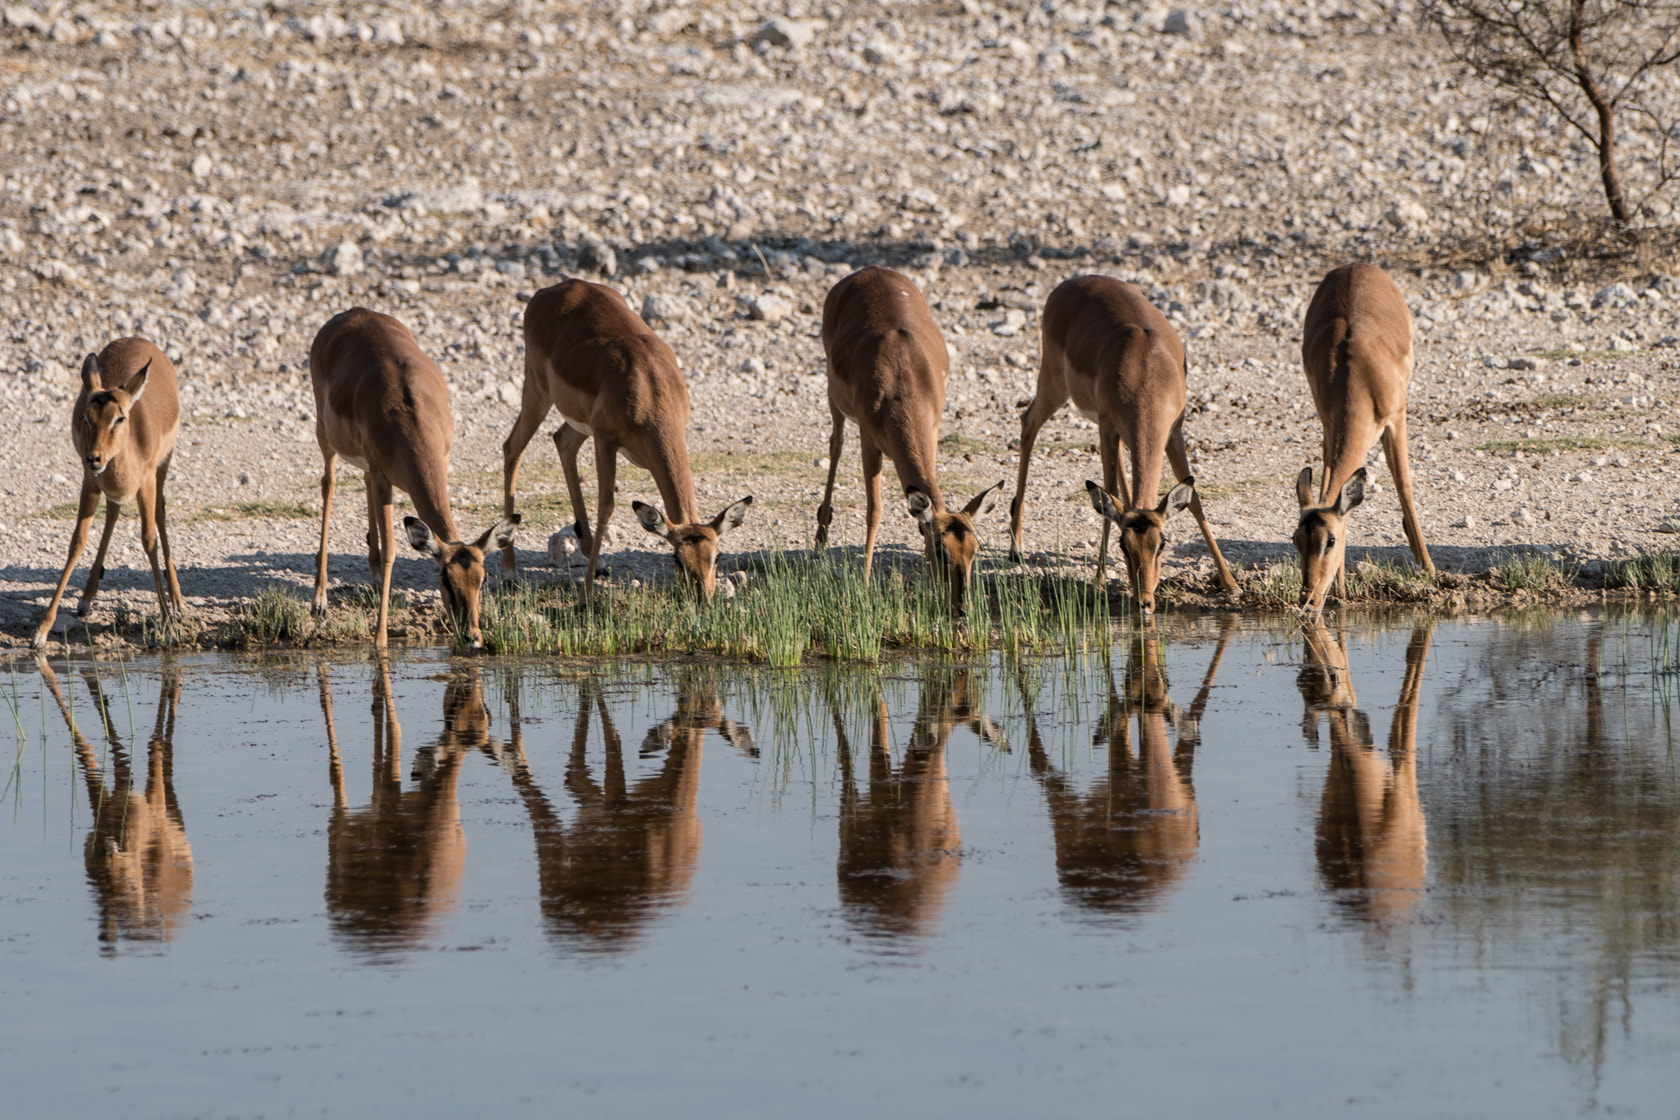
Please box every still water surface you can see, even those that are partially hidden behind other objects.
[2,614,1677,1117]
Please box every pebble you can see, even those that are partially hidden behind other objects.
[327,241,364,277]
[641,292,691,324]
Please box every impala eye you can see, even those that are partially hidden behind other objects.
[113,414,125,425]
[1326,533,1336,549]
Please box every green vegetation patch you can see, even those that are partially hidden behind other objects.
[1603,550,1680,592]
[196,500,318,522]
[939,432,1000,456]
[1494,551,1577,593]
[1526,393,1601,410]
[1476,436,1650,454]
[479,554,1114,664]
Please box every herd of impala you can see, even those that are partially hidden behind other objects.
[30,257,1439,651]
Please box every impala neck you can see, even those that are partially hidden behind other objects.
[639,433,700,525]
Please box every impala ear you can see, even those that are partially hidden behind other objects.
[404,515,445,559]
[633,500,673,539]
[1160,478,1195,517]
[80,353,102,392]
[120,359,151,405]
[1296,467,1315,509]
[472,513,521,552]
[1085,480,1122,523]
[1335,468,1368,516]
[962,480,1004,518]
[710,495,753,535]
[906,488,936,526]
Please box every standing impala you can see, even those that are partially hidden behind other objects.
[500,279,751,599]
[1295,263,1434,613]
[815,266,1002,615]
[33,337,184,650]
[1010,276,1238,614]
[310,308,518,651]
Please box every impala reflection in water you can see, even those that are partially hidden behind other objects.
[39,658,192,952]
[1300,622,1431,925]
[506,671,756,953]
[831,668,1004,941]
[1025,620,1232,917]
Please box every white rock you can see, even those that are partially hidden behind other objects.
[497,382,520,407]
[749,293,794,323]
[1493,478,1513,491]
[1512,508,1532,525]
[1452,515,1475,529]
[754,17,823,50]
[861,39,899,65]
[190,153,212,179]
[1165,184,1192,206]
[0,228,24,255]
[741,356,766,375]
[327,240,364,277]
[641,292,691,323]
[814,456,830,470]
[548,526,579,566]
[1609,335,1637,352]
[1385,201,1428,231]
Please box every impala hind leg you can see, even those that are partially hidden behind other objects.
[1381,416,1435,576]
[814,407,846,549]
[77,498,121,615]
[1009,386,1068,561]
[33,481,102,649]
[313,450,338,614]
[1167,426,1240,593]
[500,375,550,575]
[859,438,883,585]
[368,474,395,650]
[554,423,592,558]
[154,458,183,609]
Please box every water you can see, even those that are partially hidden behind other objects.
[2,613,1677,1117]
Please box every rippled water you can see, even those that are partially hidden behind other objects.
[3,613,1677,1117]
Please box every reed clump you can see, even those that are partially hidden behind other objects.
[479,553,1112,664]
[1495,551,1579,593]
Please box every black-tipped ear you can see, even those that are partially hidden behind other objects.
[1085,479,1122,523]
[405,515,445,559]
[906,488,936,526]
[962,480,1004,518]
[633,500,673,539]
[1295,467,1315,510]
[472,514,520,552]
[710,495,752,535]
[1160,478,1195,516]
[80,353,102,392]
[1334,468,1367,516]
[120,359,152,405]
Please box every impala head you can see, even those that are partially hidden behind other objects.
[78,353,149,477]
[404,514,520,650]
[633,496,753,599]
[1293,467,1367,614]
[1086,477,1196,615]
[907,482,1003,617]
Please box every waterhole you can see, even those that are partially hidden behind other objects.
[2,612,1676,1116]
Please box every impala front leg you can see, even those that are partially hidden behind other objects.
[1382,415,1434,576]
[554,423,593,559]
[500,372,551,575]
[33,480,102,649]
[583,437,620,598]
[1010,385,1068,561]
[154,455,183,609]
[368,474,395,650]
[313,450,338,614]
[135,474,172,620]
[1096,422,1125,577]
[77,497,121,616]
[1167,425,1239,593]
[859,438,883,585]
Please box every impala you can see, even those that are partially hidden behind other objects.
[1010,276,1238,615]
[310,308,517,650]
[1295,263,1434,613]
[815,266,1001,615]
[33,338,184,649]
[500,279,750,599]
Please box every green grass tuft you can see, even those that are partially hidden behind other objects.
[1476,436,1649,454]
[1603,551,1680,592]
[216,585,313,647]
[1494,551,1577,593]
[478,552,1113,664]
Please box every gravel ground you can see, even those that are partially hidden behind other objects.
[2,0,1679,645]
